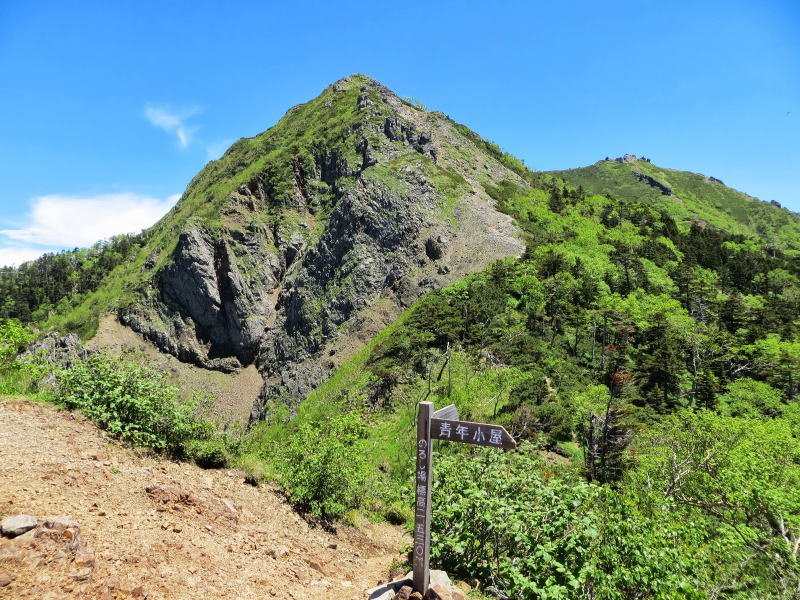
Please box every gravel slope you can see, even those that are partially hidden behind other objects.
[0,399,407,599]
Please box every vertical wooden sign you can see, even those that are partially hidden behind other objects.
[412,401,433,594]
[412,401,514,594]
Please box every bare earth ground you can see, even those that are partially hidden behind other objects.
[87,315,261,428]
[0,399,408,599]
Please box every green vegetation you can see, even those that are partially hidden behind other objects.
[0,318,34,369]
[432,447,701,599]
[1,81,799,598]
[272,413,371,519]
[550,159,800,251]
[0,318,45,394]
[237,164,799,596]
[0,324,224,458]
[0,233,147,335]
[56,353,219,453]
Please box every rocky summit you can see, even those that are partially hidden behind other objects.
[105,75,526,418]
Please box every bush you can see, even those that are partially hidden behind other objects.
[274,413,370,519]
[185,438,230,468]
[0,318,47,394]
[236,453,266,486]
[717,377,785,418]
[0,318,34,368]
[431,446,598,596]
[431,445,701,599]
[56,353,214,453]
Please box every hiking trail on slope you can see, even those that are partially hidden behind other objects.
[0,399,408,599]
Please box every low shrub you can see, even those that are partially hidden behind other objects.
[0,318,34,368]
[236,453,267,486]
[431,445,699,599]
[185,438,230,468]
[274,412,370,519]
[0,318,47,395]
[56,352,215,454]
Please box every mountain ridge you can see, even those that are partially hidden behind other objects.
[59,74,530,417]
[548,154,800,251]
[5,75,799,423]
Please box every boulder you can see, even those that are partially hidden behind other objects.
[394,585,412,599]
[429,570,451,589]
[1,514,37,537]
[425,584,451,600]
[368,570,453,600]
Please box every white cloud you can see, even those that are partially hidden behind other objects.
[0,193,179,266]
[0,246,59,267]
[144,105,199,148]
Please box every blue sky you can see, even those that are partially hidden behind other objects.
[1,0,798,265]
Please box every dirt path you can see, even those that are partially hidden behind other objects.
[0,399,407,599]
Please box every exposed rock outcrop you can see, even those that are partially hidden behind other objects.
[631,171,672,195]
[22,333,93,368]
[107,75,525,418]
[612,154,651,164]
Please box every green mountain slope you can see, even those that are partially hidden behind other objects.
[253,149,800,599]
[549,155,800,251]
[34,75,536,414]
[3,77,799,599]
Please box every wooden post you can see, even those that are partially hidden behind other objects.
[411,401,514,594]
[413,401,433,594]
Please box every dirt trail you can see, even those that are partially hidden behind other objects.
[0,399,407,599]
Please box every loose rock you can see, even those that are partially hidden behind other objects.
[424,584,451,600]
[394,584,412,599]
[1,514,37,538]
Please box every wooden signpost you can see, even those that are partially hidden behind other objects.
[412,401,516,594]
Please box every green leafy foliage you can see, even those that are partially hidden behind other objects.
[184,438,231,468]
[0,233,146,325]
[0,318,47,394]
[55,353,215,453]
[431,447,702,599]
[272,413,371,519]
[432,447,596,597]
[0,318,34,368]
[632,410,800,597]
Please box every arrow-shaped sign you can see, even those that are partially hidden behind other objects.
[430,417,517,449]
[432,403,459,421]
[412,402,516,595]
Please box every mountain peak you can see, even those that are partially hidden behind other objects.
[550,157,800,248]
[322,74,401,106]
[90,74,529,417]
[329,73,386,90]
[603,154,652,164]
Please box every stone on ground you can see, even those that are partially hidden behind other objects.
[1,514,37,537]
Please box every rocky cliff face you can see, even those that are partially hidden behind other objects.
[114,75,526,419]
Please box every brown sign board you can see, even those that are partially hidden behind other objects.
[413,402,517,594]
[430,417,517,449]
